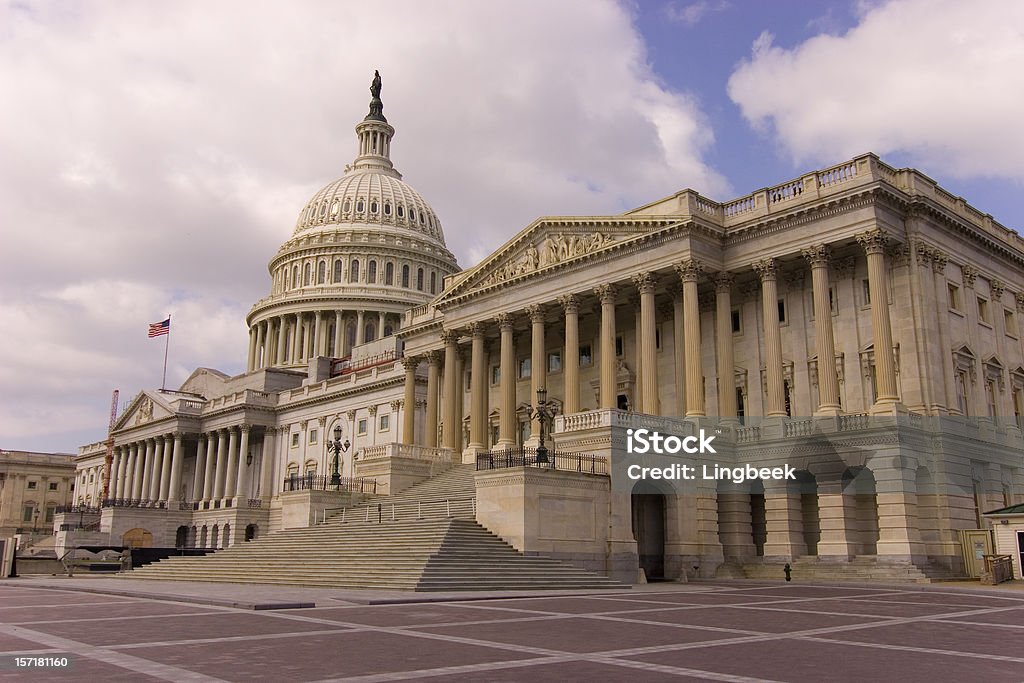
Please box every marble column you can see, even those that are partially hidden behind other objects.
[235,425,250,502]
[803,245,841,414]
[157,435,171,502]
[673,290,686,416]
[247,328,257,372]
[754,258,786,417]
[312,311,322,358]
[140,439,154,501]
[131,442,145,500]
[276,315,287,365]
[193,435,207,504]
[595,284,618,409]
[260,430,276,499]
[559,295,580,415]
[932,252,956,411]
[149,437,164,502]
[223,427,239,502]
[527,305,546,440]
[203,433,217,503]
[675,260,705,417]
[497,313,516,448]
[468,322,487,452]
[334,311,343,358]
[714,272,737,418]
[258,321,267,369]
[425,351,440,448]
[167,433,183,505]
[356,310,365,345]
[402,357,418,445]
[634,273,659,415]
[110,447,123,500]
[857,229,899,407]
[441,330,460,450]
[289,314,299,365]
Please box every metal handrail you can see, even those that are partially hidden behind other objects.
[321,496,477,524]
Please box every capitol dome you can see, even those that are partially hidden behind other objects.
[245,71,461,371]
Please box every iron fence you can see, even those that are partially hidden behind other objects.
[475,447,608,475]
[100,499,168,509]
[282,474,377,493]
[55,505,101,515]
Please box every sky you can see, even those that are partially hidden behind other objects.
[3,0,1024,453]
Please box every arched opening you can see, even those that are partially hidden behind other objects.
[364,322,376,343]
[199,525,208,548]
[210,524,220,549]
[188,525,197,548]
[416,267,424,291]
[333,259,343,283]
[631,481,667,581]
[384,262,394,285]
[368,260,377,284]
[796,470,820,556]
[122,528,153,549]
[843,466,879,555]
[350,259,360,283]
[317,260,326,284]
[303,262,311,286]
[222,523,231,547]
[175,525,188,549]
[401,264,410,288]
[245,524,258,542]
[346,323,356,350]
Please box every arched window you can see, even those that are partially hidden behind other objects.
[397,205,404,218]
[364,322,376,343]
[333,259,343,283]
[401,265,410,288]
[350,259,360,283]
[416,267,424,291]
[384,203,391,216]
[384,262,394,285]
[367,260,377,284]
[384,324,393,337]
[346,323,356,349]
[356,200,364,213]
[330,199,339,216]
[304,459,317,474]
[317,260,326,284]
[430,271,437,294]
[370,201,378,214]
[319,202,327,217]
[343,200,350,213]
[292,265,299,289]
[303,262,311,286]
[409,209,416,222]
[284,268,291,290]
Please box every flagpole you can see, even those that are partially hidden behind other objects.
[161,314,171,391]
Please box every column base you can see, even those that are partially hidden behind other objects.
[461,444,487,464]
[869,400,906,416]
[813,406,842,417]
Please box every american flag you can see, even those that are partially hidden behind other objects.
[148,318,171,338]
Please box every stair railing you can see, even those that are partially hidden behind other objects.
[322,497,478,524]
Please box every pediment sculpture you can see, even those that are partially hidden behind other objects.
[480,232,614,287]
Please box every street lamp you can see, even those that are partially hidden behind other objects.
[33,508,39,533]
[327,424,351,487]
[525,387,558,464]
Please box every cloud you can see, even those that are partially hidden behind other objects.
[664,0,731,27]
[727,0,1024,180]
[0,0,725,451]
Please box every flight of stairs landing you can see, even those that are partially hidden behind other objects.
[733,555,967,583]
[125,465,626,591]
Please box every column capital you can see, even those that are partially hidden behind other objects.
[239,423,251,433]
[674,259,704,283]
[712,272,735,293]
[495,312,515,330]
[401,356,420,371]
[991,279,1006,300]
[426,349,441,366]
[440,328,460,345]
[467,321,486,337]
[557,293,579,313]
[855,228,889,255]
[931,250,948,273]
[391,399,403,411]
[594,283,617,304]
[632,271,657,294]
[801,244,830,268]
[368,404,378,416]
[752,258,777,281]
[961,264,979,288]
[525,304,545,324]
[346,409,357,421]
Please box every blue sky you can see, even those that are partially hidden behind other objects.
[2,0,1023,452]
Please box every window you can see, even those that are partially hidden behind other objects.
[987,381,998,418]
[304,460,317,475]
[357,200,364,212]
[292,265,299,289]
[333,259,343,283]
[736,387,746,425]
[384,202,392,216]
[416,267,424,291]
[430,271,437,294]
[1006,309,1017,337]
[317,260,326,284]
[948,282,961,311]
[286,462,299,477]
[731,308,742,334]
[548,351,562,373]
[518,357,532,379]
[955,371,969,415]
[27,481,37,490]
[291,433,299,448]
[48,482,58,491]
[402,265,410,288]
[379,414,390,431]
[655,327,662,350]
[22,505,34,522]
[615,335,623,357]
[370,201,378,214]
[491,365,500,385]
[397,205,405,218]
[862,279,871,306]
[777,298,787,324]
[410,209,416,222]
[1014,388,1023,429]
[350,259,360,283]
[364,322,376,343]
[783,379,792,417]
[309,429,318,445]
[357,419,368,435]
[384,262,394,285]
[579,343,593,367]
[978,297,990,324]
[368,260,377,284]
[45,506,55,523]
[303,262,311,286]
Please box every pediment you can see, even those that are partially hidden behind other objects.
[180,367,229,398]
[114,391,174,431]
[439,216,681,302]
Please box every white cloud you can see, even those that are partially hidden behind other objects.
[664,0,731,27]
[0,0,725,451]
[727,0,1024,180]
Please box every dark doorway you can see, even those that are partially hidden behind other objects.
[632,490,666,580]
[245,524,257,542]
[175,525,188,549]
[618,394,629,410]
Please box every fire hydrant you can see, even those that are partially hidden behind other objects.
[784,563,792,582]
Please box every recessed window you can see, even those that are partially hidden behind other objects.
[368,260,377,284]
[1005,309,1017,337]
[357,419,368,435]
[518,357,532,379]
[655,327,662,350]
[303,262,311,286]
[384,203,391,216]
[343,200,350,213]
[350,259,360,283]
[385,262,394,285]
[291,433,299,448]
[48,482,58,491]
[379,414,390,432]
[45,506,55,523]
[548,351,562,373]
[330,199,339,216]
[397,205,405,218]
[402,265,410,288]
[370,201,378,214]
[27,481,37,490]
[23,505,34,522]
[333,259,343,283]
[491,366,500,385]
[317,260,326,284]
[579,343,593,367]
[416,267,424,291]
[309,429,318,445]
[777,298,787,324]
[430,272,437,294]
[948,283,961,311]
[615,335,624,357]
[731,308,742,334]
[410,209,416,222]
[356,200,364,213]
[977,297,990,324]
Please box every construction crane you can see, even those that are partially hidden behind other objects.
[100,389,119,501]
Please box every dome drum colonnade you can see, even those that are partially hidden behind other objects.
[397,227,902,454]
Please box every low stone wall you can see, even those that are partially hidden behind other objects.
[279,490,363,529]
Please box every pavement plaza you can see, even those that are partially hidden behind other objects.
[0,579,1022,682]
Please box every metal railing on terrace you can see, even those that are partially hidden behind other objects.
[475,447,608,475]
[282,474,378,494]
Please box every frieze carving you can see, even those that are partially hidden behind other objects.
[480,232,614,286]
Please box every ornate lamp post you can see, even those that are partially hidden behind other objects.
[327,424,351,487]
[525,387,558,464]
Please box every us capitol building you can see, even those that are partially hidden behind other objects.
[63,73,1024,584]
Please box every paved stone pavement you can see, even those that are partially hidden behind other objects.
[1,578,1023,681]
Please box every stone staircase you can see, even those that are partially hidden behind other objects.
[733,555,967,583]
[126,465,625,591]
